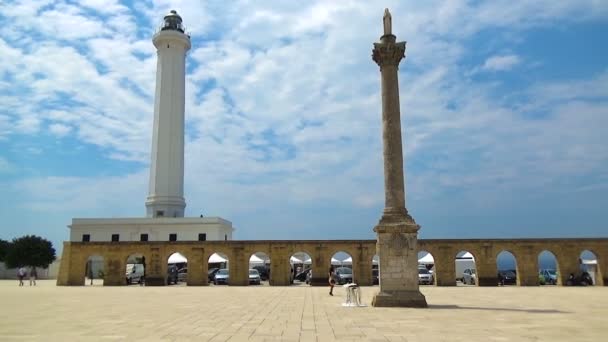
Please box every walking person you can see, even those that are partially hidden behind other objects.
[328,266,336,296]
[29,266,37,286]
[17,266,26,286]
[87,262,94,285]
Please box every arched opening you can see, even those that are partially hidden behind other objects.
[209,252,229,285]
[167,252,188,285]
[85,255,104,286]
[578,250,598,286]
[418,251,435,285]
[372,254,379,286]
[455,250,476,286]
[497,251,518,286]
[249,252,270,286]
[290,252,312,285]
[330,251,353,285]
[538,250,559,285]
[125,253,146,286]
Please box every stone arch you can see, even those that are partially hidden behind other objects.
[248,251,270,285]
[579,249,600,286]
[372,254,379,285]
[418,250,436,285]
[496,250,518,286]
[455,250,477,285]
[329,250,353,285]
[166,251,189,285]
[125,253,147,286]
[538,250,560,285]
[85,254,104,286]
[290,251,313,285]
[207,251,230,285]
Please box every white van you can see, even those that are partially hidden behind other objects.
[455,258,475,282]
[125,263,145,284]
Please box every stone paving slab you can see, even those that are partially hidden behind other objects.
[0,280,606,341]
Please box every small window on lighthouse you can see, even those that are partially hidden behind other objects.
[156,210,164,217]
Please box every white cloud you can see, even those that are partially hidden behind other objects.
[481,54,521,71]
[0,0,607,240]
[48,123,71,137]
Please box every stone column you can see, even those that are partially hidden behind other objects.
[476,245,498,286]
[187,248,206,286]
[269,246,290,286]
[371,9,427,307]
[56,242,75,286]
[434,247,456,286]
[310,247,330,286]
[228,246,249,286]
[144,247,165,286]
[515,246,539,286]
[103,257,125,286]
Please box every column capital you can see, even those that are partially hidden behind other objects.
[372,39,406,68]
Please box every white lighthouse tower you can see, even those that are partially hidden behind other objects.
[146,10,191,218]
[67,11,234,246]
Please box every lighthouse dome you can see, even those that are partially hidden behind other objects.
[161,10,185,33]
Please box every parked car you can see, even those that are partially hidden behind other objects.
[539,269,557,285]
[249,269,261,285]
[177,267,187,282]
[252,265,269,281]
[214,269,229,285]
[125,263,145,285]
[372,269,379,285]
[418,268,434,285]
[335,267,353,285]
[167,265,178,284]
[498,270,517,285]
[305,269,312,284]
[295,269,310,282]
[566,272,593,286]
[208,268,220,282]
[462,268,476,285]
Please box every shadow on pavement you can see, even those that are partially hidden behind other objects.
[428,304,568,314]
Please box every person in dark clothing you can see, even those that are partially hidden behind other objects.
[29,266,38,286]
[328,266,336,296]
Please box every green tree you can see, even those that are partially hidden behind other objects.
[0,239,10,262]
[4,235,56,269]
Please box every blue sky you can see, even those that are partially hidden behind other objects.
[0,0,607,254]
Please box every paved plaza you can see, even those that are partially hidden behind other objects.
[0,280,606,341]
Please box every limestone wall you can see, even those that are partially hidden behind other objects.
[57,238,607,287]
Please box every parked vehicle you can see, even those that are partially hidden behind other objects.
[539,269,557,285]
[167,265,179,284]
[305,269,312,284]
[208,268,220,282]
[252,265,269,281]
[455,258,475,282]
[295,269,310,282]
[335,267,353,285]
[462,268,476,285]
[372,269,379,285]
[418,268,434,285]
[498,270,517,285]
[125,264,145,285]
[214,269,229,285]
[249,269,261,285]
[177,267,187,282]
[566,272,593,286]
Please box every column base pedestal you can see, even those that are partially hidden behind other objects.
[372,290,427,308]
